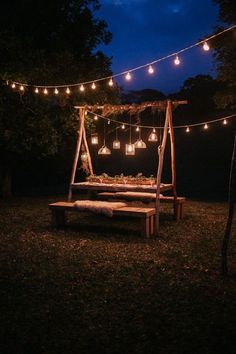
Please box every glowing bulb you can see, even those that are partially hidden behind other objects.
[204,123,208,130]
[91,134,98,145]
[20,85,24,91]
[91,82,96,90]
[186,127,190,133]
[94,115,98,121]
[108,120,111,125]
[148,65,154,74]
[43,88,48,95]
[11,83,16,89]
[66,87,70,94]
[223,119,227,125]
[136,126,140,132]
[81,152,88,162]
[80,84,85,92]
[125,72,131,81]
[121,124,125,129]
[108,78,114,87]
[174,55,180,65]
[35,88,39,94]
[125,143,135,155]
[203,41,210,51]
[113,140,120,149]
[54,88,59,95]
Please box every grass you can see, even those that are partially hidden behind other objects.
[0,196,236,354]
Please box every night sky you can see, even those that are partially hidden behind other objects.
[98,0,219,94]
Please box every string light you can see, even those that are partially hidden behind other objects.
[94,115,98,121]
[223,119,227,125]
[203,41,210,51]
[20,85,24,91]
[204,123,209,130]
[125,72,131,81]
[35,88,39,94]
[91,82,96,90]
[136,126,140,132]
[148,65,154,74]
[11,83,16,89]
[80,84,85,92]
[43,88,48,95]
[121,124,125,129]
[66,87,70,94]
[108,120,111,125]
[108,78,114,87]
[7,25,236,92]
[174,55,180,65]
[186,127,190,133]
[54,88,59,95]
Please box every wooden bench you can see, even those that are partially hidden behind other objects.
[49,202,156,238]
[97,192,185,221]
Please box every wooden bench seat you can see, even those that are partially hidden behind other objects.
[49,201,156,238]
[97,192,185,221]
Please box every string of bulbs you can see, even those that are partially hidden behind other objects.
[87,110,236,133]
[7,24,236,95]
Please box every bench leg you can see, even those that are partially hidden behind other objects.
[51,210,66,228]
[141,217,152,238]
[174,202,180,221]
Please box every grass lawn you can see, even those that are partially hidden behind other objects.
[0,196,236,354]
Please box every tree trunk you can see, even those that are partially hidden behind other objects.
[0,167,12,198]
[221,132,236,276]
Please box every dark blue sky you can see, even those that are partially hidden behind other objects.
[97,0,219,94]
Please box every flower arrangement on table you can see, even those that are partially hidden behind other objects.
[86,173,156,185]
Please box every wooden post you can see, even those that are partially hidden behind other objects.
[155,101,170,236]
[82,125,94,176]
[68,107,85,201]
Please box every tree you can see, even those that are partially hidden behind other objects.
[0,0,117,197]
[212,0,236,108]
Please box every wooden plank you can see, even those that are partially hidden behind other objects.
[71,182,173,193]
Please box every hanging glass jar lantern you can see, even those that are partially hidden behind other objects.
[98,123,111,155]
[134,128,147,149]
[91,133,98,145]
[148,128,158,142]
[125,115,135,156]
[113,127,120,149]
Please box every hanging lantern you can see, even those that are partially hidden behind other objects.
[113,140,120,149]
[125,143,135,155]
[113,126,120,149]
[91,133,98,145]
[81,152,88,162]
[148,128,158,142]
[134,139,147,149]
[98,145,111,155]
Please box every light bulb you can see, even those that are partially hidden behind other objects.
[203,41,210,51]
[121,124,125,129]
[186,127,190,133]
[81,152,88,162]
[11,83,16,89]
[136,126,140,132]
[80,84,85,92]
[94,115,98,121]
[125,72,131,81]
[35,88,39,94]
[148,65,154,74]
[204,123,208,130]
[223,119,227,125]
[91,82,96,90]
[108,78,114,87]
[44,88,48,95]
[20,85,24,91]
[66,87,70,94]
[174,55,180,65]
[54,88,59,95]
[108,120,111,125]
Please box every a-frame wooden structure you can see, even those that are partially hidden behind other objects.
[69,100,187,235]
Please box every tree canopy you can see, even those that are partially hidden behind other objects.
[212,0,236,108]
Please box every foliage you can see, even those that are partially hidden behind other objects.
[0,196,236,353]
[212,0,236,108]
[0,0,119,196]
